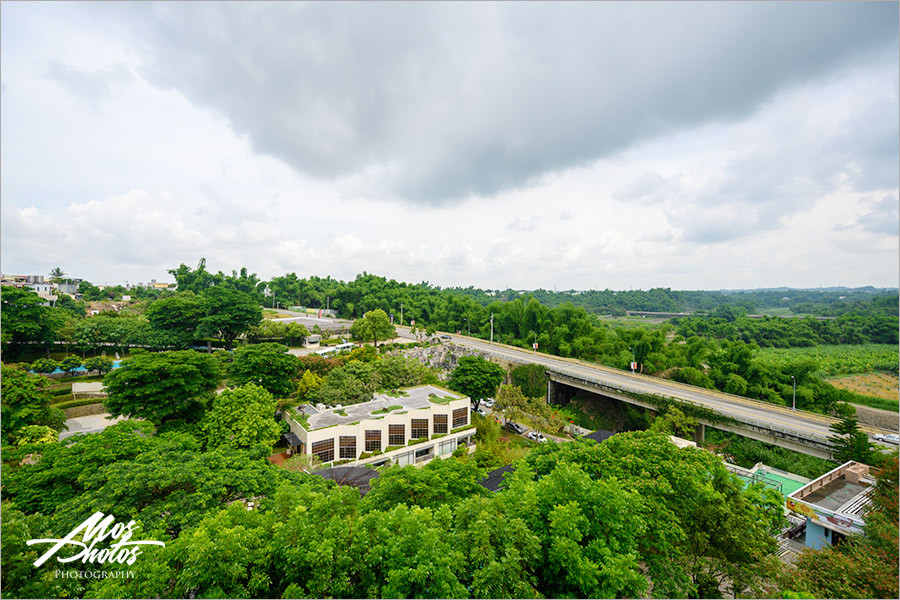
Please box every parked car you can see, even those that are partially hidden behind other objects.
[475,407,487,416]
[526,431,539,441]
[874,433,900,445]
[536,433,548,443]
[482,398,495,408]
[505,421,526,435]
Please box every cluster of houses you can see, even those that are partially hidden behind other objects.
[0,274,174,306]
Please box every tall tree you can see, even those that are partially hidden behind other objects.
[201,384,282,450]
[228,343,298,398]
[48,267,66,282]
[349,308,396,347]
[448,356,505,406]
[828,416,881,465]
[0,286,60,354]
[198,285,263,350]
[0,364,67,445]
[145,292,205,345]
[103,350,222,425]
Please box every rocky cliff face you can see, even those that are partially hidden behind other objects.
[389,342,485,381]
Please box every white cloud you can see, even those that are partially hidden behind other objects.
[0,2,897,291]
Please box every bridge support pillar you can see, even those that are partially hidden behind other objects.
[693,423,706,444]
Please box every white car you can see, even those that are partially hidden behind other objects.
[475,407,487,416]
[874,433,900,445]
[482,398,495,408]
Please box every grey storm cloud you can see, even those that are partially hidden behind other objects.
[106,2,897,204]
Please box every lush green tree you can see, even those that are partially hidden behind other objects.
[103,350,222,425]
[2,420,157,516]
[350,308,396,347]
[650,406,697,439]
[54,292,86,318]
[295,369,324,400]
[376,355,438,390]
[360,458,488,513]
[145,292,205,346]
[168,258,222,294]
[48,267,66,281]
[30,358,60,374]
[510,363,548,398]
[14,424,59,447]
[828,416,881,466]
[315,359,378,405]
[1,286,60,354]
[198,285,263,350]
[520,432,782,598]
[448,355,505,406]
[83,355,114,377]
[201,384,282,450]
[0,364,66,445]
[78,280,105,301]
[0,505,87,600]
[228,342,298,398]
[59,355,83,376]
[494,383,529,422]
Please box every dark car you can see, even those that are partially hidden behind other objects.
[505,421,526,435]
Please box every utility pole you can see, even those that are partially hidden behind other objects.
[490,313,494,344]
[629,347,636,373]
[791,375,796,411]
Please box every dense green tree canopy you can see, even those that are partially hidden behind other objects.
[228,342,298,398]
[0,364,66,445]
[448,356,505,405]
[103,350,222,425]
[350,308,396,347]
[201,384,282,450]
[198,285,263,350]
[1,286,60,352]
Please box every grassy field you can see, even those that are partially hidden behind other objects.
[756,344,899,376]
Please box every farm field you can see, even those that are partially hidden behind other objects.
[756,344,899,376]
[827,372,899,402]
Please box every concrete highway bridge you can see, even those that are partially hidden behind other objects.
[398,328,898,460]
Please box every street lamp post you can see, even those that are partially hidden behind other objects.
[490,313,494,344]
[629,347,636,373]
[464,317,470,336]
[529,330,538,353]
[791,375,796,411]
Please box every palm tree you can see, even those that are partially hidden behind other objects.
[48,267,66,282]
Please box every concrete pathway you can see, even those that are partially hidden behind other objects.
[59,413,130,440]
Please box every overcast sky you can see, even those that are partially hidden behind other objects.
[2,1,898,291]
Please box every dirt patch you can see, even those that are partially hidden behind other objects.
[852,404,900,431]
[828,372,899,401]
[63,403,105,418]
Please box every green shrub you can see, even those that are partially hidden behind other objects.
[53,397,106,411]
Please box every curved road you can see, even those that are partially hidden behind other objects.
[397,327,897,443]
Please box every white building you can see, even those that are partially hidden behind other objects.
[283,385,475,468]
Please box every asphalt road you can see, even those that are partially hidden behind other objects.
[396,327,898,442]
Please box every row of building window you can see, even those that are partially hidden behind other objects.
[310,410,469,462]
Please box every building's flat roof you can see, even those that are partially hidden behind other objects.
[800,478,870,513]
[789,461,875,519]
[304,385,467,431]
